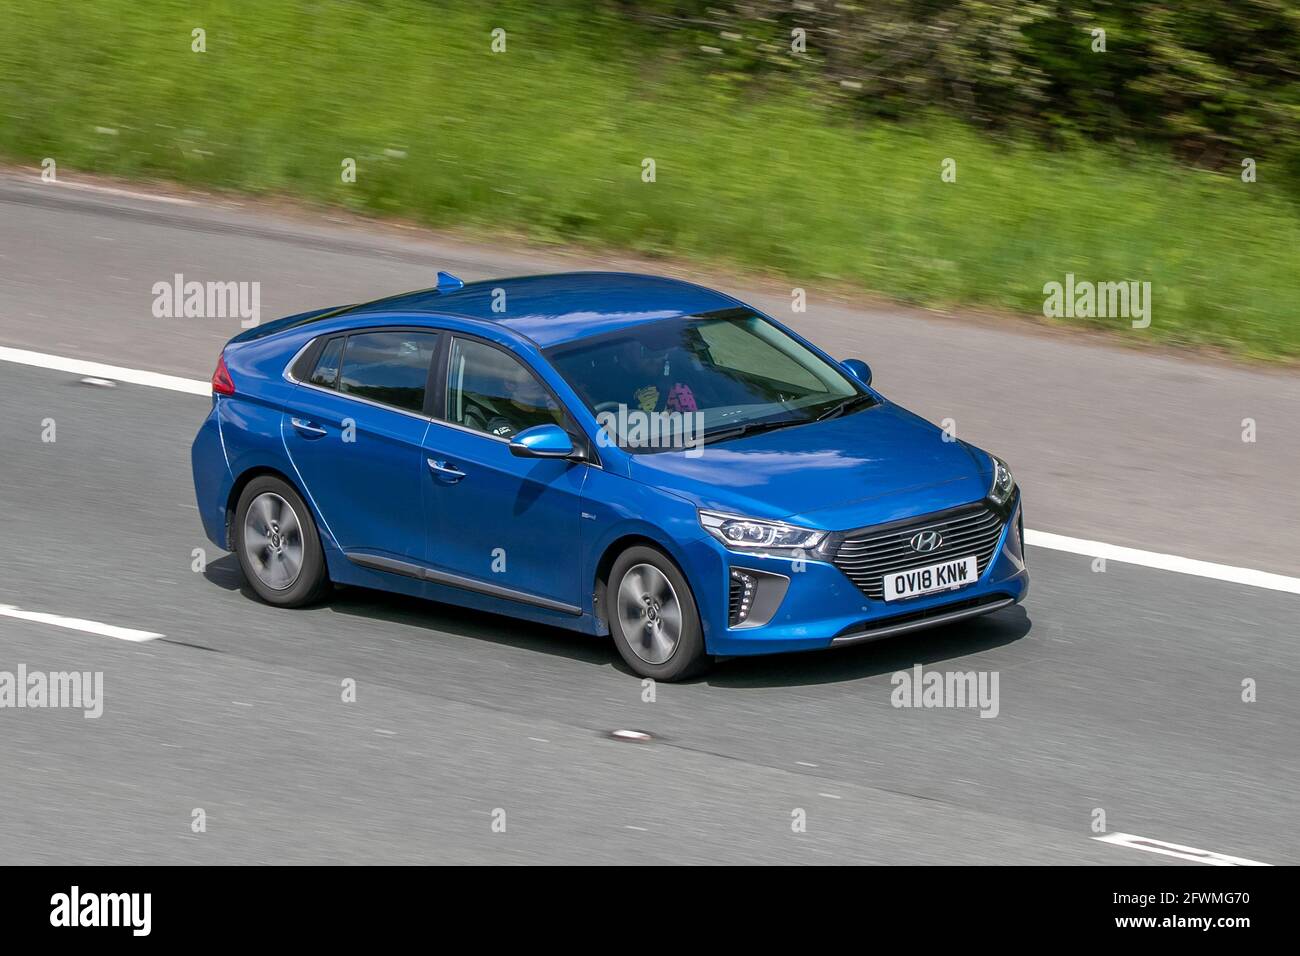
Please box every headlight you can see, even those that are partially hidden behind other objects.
[988,456,1016,507]
[699,511,825,552]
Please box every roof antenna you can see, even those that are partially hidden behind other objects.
[436,271,464,292]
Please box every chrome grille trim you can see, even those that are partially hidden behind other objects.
[832,505,1006,600]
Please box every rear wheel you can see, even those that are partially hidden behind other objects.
[233,476,330,607]
[607,546,709,681]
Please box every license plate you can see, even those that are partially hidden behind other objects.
[883,555,978,601]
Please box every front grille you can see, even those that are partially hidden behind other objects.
[833,505,1006,600]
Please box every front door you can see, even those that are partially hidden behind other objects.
[421,335,587,610]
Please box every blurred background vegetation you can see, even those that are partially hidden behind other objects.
[626,1,1300,177]
[1,0,1297,359]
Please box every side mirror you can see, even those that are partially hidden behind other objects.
[509,423,577,459]
[840,358,872,388]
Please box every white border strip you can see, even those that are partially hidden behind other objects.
[1026,529,1300,595]
[1093,832,1271,866]
[0,603,162,642]
[2,346,1299,597]
[39,177,197,206]
[0,346,210,396]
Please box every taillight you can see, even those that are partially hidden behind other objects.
[211,353,235,396]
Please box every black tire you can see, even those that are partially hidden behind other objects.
[606,545,710,681]
[232,475,330,607]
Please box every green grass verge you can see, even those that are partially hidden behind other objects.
[2,0,1297,359]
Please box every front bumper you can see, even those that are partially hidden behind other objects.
[686,497,1028,656]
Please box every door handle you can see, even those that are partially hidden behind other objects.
[427,458,466,482]
[290,418,328,437]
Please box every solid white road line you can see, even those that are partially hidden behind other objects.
[3,346,1300,597]
[1025,529,1300,595]
[1093,832,1271,866]
[0,346,210,396]
[0,604,163,642]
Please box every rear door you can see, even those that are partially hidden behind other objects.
[284,328,438,561]
[421,334,588,612]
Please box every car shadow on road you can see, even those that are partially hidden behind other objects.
[204,553,1032,686]
[702,605,1033,689]
[203,553,616,665]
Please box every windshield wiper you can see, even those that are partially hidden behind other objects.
[699,417,806,446]
[814,393,876,422]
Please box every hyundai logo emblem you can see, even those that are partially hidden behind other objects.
[909,530,943,553]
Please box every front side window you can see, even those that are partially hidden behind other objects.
[335,330,438,412]
[445,337,564,439]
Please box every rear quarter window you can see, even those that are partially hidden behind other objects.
[308,337,344,388]
[337,330,439,412]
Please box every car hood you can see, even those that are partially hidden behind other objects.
[627,402,993,531]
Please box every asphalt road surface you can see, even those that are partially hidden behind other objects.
[0,171,1295,864]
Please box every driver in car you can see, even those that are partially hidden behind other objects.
[484,374,563,439]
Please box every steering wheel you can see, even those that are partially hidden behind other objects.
[593,401,623,415]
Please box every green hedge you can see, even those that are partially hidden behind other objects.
[617,0,1300,185]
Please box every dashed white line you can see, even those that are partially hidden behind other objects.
[0,603,162,642]
[1092,832,1271,866]
[2,346,1299,597]
[0,346,210,396]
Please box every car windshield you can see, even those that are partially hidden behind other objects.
[544,309,870,453]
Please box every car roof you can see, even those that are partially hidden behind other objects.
[341,271,740,348]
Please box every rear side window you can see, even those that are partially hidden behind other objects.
[308,337,344,388]
[336,330,439,413]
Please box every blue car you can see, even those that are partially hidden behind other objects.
[192,272,1027,679]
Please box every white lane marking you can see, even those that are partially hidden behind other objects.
[610,729,652,743]
[0,346,209,396]
[1026,529,1300,595]
[1,347,1299,597]
[36,177,197,206]
[0,603,162,642]
[1093,832,1271,866]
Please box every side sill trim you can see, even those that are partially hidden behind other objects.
[830,596,1015,646]
[345,552,583,617]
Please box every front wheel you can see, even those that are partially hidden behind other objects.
[233,475,330,607]
[607,546,709,681]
